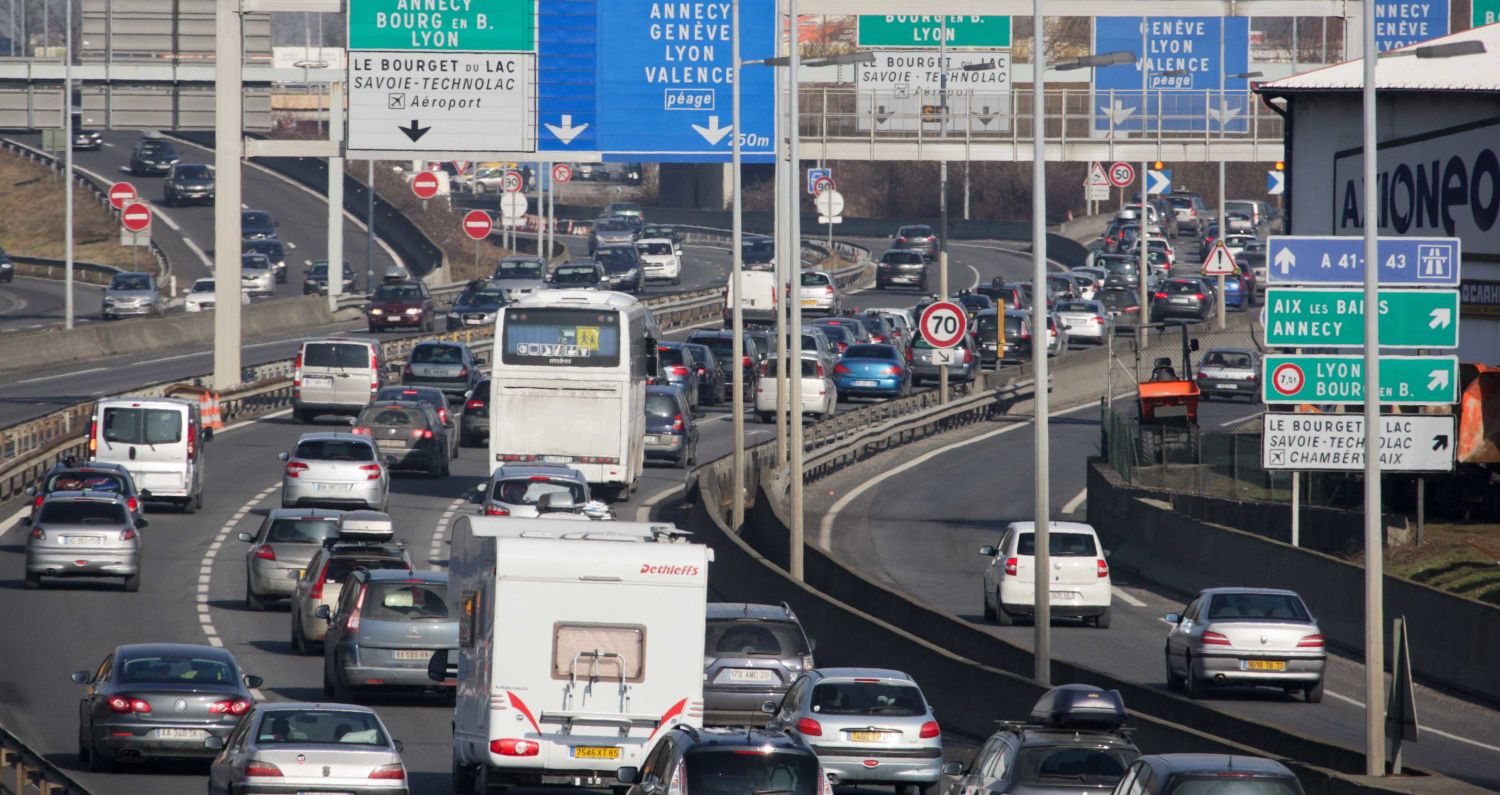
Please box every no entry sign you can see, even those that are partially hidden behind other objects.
[108,181,138,210]
[411,171,440,200]
[462,209,494,241]
[120,201,152,233]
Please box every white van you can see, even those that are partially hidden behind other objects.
[292,337,391,422]
[724,269,779,327]
[437,517,711,793]
[89,397,210,512]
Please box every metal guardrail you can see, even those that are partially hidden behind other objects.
[0,724,90,795]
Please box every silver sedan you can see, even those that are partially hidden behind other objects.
[279,433,390,511]
[206,703,408,794]
[1053,299,1114,344]
[1163,587,1327,702]
[25,491,144,591]
[239,508,344,609]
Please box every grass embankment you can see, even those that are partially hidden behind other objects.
[0,151,148,274]
[1379,524,1500,607]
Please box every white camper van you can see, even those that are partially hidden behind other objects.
[438,516,710,793]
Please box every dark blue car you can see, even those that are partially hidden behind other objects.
[644,385,698,468]
[832,343,910,400]
[446,280,511,330]
[1222,274,1248,311]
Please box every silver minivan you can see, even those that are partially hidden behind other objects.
[89,397,209,513]
[292,338,391,422]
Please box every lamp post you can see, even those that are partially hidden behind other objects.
[1029,1,1050,685]
[1213,69,1262,330]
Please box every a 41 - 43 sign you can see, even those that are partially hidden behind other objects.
[919,301,968,349]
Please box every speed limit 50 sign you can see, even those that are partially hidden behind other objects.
[919,301,967,349]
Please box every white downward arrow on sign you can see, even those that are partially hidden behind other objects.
[1206,100,1242,129]
[545,115,589,145]
[1100,100,1136,127]
[1428,307,1452,329]
[1429,369,1450,391]
[692,116,732,145]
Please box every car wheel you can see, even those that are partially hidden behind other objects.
[293,409,312,423]
[246,583,265,612]
[1165,648,1186,692]
[453,756,479,794]
[331,665,354,702]
[1186,653,1207,699]
[292,617,311,655]
[982,588,996,621]
[86,737,113,773]
[123,570,141,592]
[1092,606,1112,629]
[1304,678,1325,703]
[24,573,41,589]
[995,595,1015,626]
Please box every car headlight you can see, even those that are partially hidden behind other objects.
[369,308,384,316]
[447,312,459,319]
[103,296,116,304]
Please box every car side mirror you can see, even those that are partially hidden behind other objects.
[243,674,264,689]
[20,516,30,526]
[24,486,35,496]
[616,767,640,785]
[204,736,226,751]
[238,532,255,542]
[979,545,997,557]
[1190,338,1201,352]
[202,427,214,442]
[807,637,816,652]
[760,701,778,715]
[428,649,457,683]
[1164,612,1182,624]
[71,671,91,684]
[474,356,487,367]
[314,605,331,621]
[942,761,965,776]
[277,452,289,462]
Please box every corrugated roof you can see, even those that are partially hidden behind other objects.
[1257,22,1500,93]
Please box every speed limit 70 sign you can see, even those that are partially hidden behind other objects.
[919,301,968,349]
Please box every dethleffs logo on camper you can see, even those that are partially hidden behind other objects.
[640,563,700,576]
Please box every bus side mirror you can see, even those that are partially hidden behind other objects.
[644,337,659,376]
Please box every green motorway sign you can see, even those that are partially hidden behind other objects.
[857,15,1012,48]
[1264,288,1459,349]
[1262,355,1458,405]
[348,0,534,52]
[1476,0,1500,27]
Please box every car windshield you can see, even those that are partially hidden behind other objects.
[490,477,587,506]
[596,247,638,270]
[684,749,820,795]
[1166,777,1301,795]
[460,286,507,306]
[294,439,375,462]
[1016,532,1098,557]
[191,280,215,294]
[1207,592,1311,621]
[101,407,181,445]
[743,239,776,263]
[843,344,895,360]
[139,141,175,156]
[302,342,370,369]
[1103,260,1138,275]
[242,255,269,271]
[45,471,128,495]
[266,517,339,544]
[763,358,822,378]
[174,165,212,179]
[358,406,429,430]
[900,226,933,237]
[1165,281,1202,295]
[326,554,407,583]
[1015,747,1136,786]
[882,252,923,264]
[1100,291,1138,309]
[975,315,1023,338]
[658,347,688,368]
[1203,351,1254,369]
[1056,301,1097,314]
[364,581,451,621]
[119,655,233,684]
[38,501,127,524]
[496,260,544,279]
[242,211,272,227]
[553,266,598,284]
[706,619,810,656]
[243,241,283,258]
[816,325,854,345]
[375,388,441,409]
[688,336,736,363]
[646,394,681,418]
[410,345,464,364]
[596,218,632,232]
[1167,196,1194,208]
[110,274,152,291]
[254,710,388,746]
[639,241,674,256]
[810,682,926,716]
[374,283,422,300]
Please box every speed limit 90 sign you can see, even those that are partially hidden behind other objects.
[919,301,968,349]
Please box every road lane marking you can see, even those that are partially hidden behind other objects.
[0,508,29,541]
[966,264,981,291]
[817,402,1099,550]
[429,497,467,566]
[1112,587,1147,608]
[1061,487,1087,515]
[635,484,688,522]
[197,481,279,706]
[1325,691,1500,754]
[13,366,107,385]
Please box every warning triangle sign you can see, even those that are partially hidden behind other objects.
[1201,239,1239,276]
[1085,162,1111,188]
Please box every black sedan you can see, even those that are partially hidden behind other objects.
[447,280,511,330]
[72,643,262,771]
[241,210,279,241]
[1151,278,1215,321]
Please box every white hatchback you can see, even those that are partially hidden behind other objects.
[980,521,1112,628]
[636,237,682,284]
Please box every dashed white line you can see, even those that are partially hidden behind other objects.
[1112,587,1148,608]
[634,484,687,522]
[1323,691,1500,754]
[14,366,107,385]
[1060,487,1087,515]
[428,497,469,565]
[196,482,278,698]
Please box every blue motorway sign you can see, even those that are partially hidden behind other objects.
[1375,0,1449,51]
[1092,16,1250,134]
[538,0,601,153]
[1265,236,1462,286]
[572,0,776,162]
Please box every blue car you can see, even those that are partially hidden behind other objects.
[833,343,911,400]
[1222,274,1248,311]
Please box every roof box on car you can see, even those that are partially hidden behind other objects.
[1030,684,1127,729]
[335,510,396,542]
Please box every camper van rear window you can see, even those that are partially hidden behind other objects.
[502,308,622,368]
[102,407,182,446]
[552,623,644,683]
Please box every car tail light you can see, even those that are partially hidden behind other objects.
[963,348,973,364]
[119,528,137,541]
[1153,292,1168,300]
[359,464,383,480]
[797,718,823,736]
[352,426,371,436]
[871,334,885,343]
[33,494,44,510]
[402,364,414,380]
[837,342,848,353]
[411,429,434,440]
[484,504,511,516]
[919,721,941,739]
[208,698,251,716]
[253,544,276,561]
[186,422,197,462]
[669,365,689,377]
[696,366,707,376]
[672,414,685,432]
[108,696,151,714]
[1004,557,1018,576]
[369,764,407,780]
[1097,559,1109,578]
[833,363,850,375]
[818,768,835,795]
[1092,317,1104,324]
[29,527,45,540]
[347,584,367,631]
[292,353,303,393]
[1297,633,1325,648]
[457,366,469,379]
[490,739,540,756]
[1202,630,1232,646]
[284,461,309,478]
[126,497,139,514]
[759,363,769,377]
[246,761,283,777]
[465,398,485,411]
[438,407,450,424]
[882,365,903,376]
[1194,293,1206,301]
[825,285,834,295]
[309,561,330,600]
[742,355,752,367]
[896,236,907,244]
[815,364,825,377]
[905,348,914,362]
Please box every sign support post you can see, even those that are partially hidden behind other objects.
[1217,161,1226,328]
[62,0,73,329]
[327,78,345,310]
[1031,0,1051,687]
[788,0,805,584]
[213,0,244,390]
[1360,0,1386,773]
[939,13,950,406]
[731,0,746,532]
[1137,161,1149,348]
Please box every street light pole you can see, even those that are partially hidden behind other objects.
[63,0,73,329]
[1216,25,1226,330]
[731,0,746,532]
[788,0,806,582]
[938,15,950,404]
[1030,0,1052,687]
[773,0,789,468]
[212,0,244,389]
[1360,0,1385,775]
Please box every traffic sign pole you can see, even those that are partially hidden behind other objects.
[1360,0,1384,771]
[1217,160,1226,329]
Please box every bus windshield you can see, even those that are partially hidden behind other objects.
[502,308,622,368]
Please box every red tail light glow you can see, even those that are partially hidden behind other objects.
[1297,634,1325,648]
[963,348,973,364]
[246,761,283,777]
[1153,292,1168,300]
[33,495,44,509]
[126,497,139,514]
[29,527,45,540]
[833,363,850,375]
[402,364,414,380]
[284,461,309,478]
[882,365,903,376]
[186,422,197,462]
[1004,557,1018,576]
[352,426,371,436]
[919,721,941,739]
[1202,630,1232,646]
[465,398,485,411]
[347,584,366,631]
[491,739,540,756]
[208,698,252,716]
[742,355,752,367]
[369,764,407,780]
[669,365,689,377]
[309,561,330,600]
[411,429,434,440]
[672,414,685,431]
[108,696,151,714]
[457,366,469,378]
[797,718,823,736]
[359,464,383,480]
[253,544,276,561]
[1097,559,1109,578]
[484,505,511,517]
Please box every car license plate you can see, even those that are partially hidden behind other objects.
[729,668,775,682]
[1171,297,1189,304]
[849,731,893,743]
[801,299,817,307]
[1049,591,1079,599]
[571,746,621,760]
[541,455,572,463]
[392,649,431,660]
[376,439,406,449]
[303,376,333,387]
[61,535,103,545]
[1245,659,1287,671]
[645,435,664,444]
[154,728,208,740]
[465,316,485,325]
[1220,383,1238,390]
[315,483,353,493]
[853,380,878,387]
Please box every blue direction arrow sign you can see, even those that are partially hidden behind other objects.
[1265,236,1461,286]
[1146,169,1172,195]
[1267,170,1284,195]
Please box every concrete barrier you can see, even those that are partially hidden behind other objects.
[0,296,333,376]
[1087,459,1500,706]
[679,464,1469,794]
